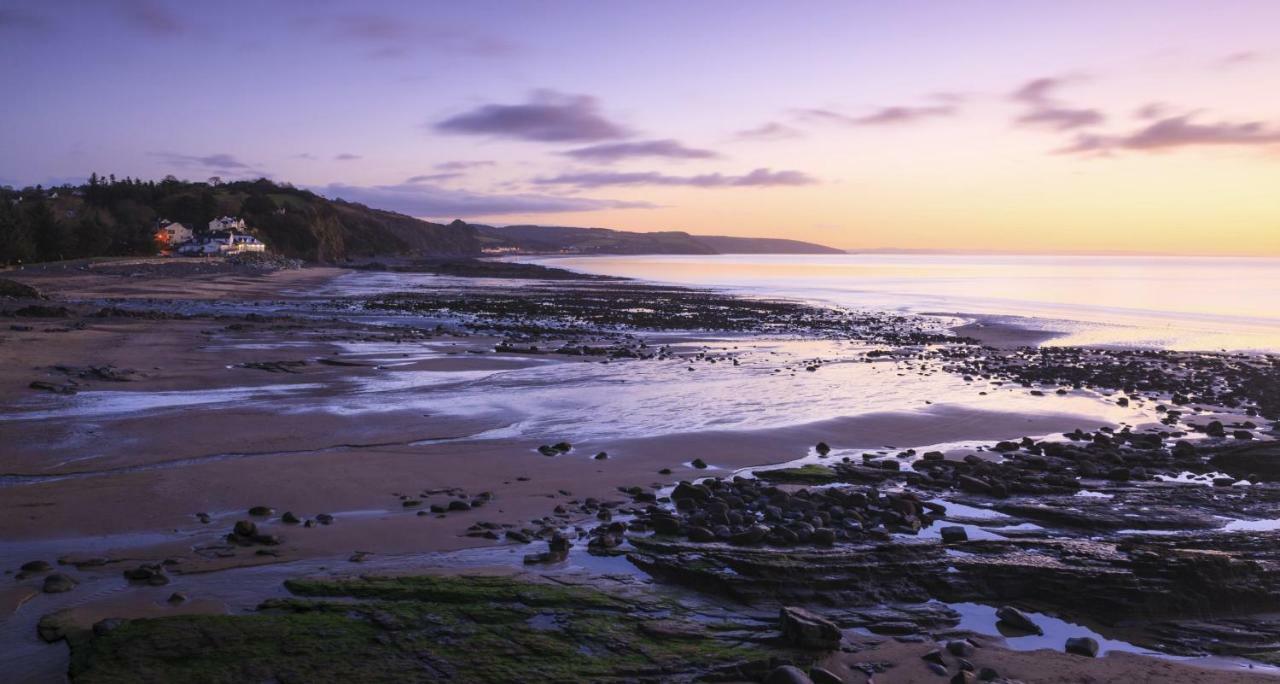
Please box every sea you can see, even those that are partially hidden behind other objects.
[517,253,1280,353]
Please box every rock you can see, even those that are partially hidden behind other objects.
[815,442,831,456]
[1234,430,1254,440]
[977,667,999,681]
[808,667,843,684]
[233,520,258,538]
[1065,636,1099,657]
[37,613,73,643]
[447,500,471,512]
[594,452,609,460]
[93,618,125,636]
[0,278,41,299]
[281,511,301,524]
[691,458,708,469]
[950,672,976,684]
[167,592,188,604]
[764,665,814,684]
[315,513,334,525]
[552,442,572,452]
[922,451,945,462]
[946,639,975,657]
[42,573,77,593]
[780,606,842,649]
[1206,420,1226,437]
[248,506,274,516]
[922,649,946,665]
[940,526,968,544]
[995,605,1043,635]
[17,559,52,579]
[123,563,169,586]
[538,445,559,457]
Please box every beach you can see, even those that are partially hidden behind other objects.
[3,258,1279,683]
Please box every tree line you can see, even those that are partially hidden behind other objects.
[0,174,317,265]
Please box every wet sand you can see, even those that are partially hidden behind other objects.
[2,258,1275,683]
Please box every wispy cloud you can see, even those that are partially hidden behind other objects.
[434,90,630,142]
[1214,50,1262,69]
[1011,77,1105,131]
[561,139,718,163]
[405,173,463,183]
[793,95,959,127]
[734,122,804,141]
[1060,115,1280,155]
[334,153,362,161]
[316,182,655,218]
[535,167,817,189]
[322,13,517,59]
[153,152,255,171]
[435,160,495,171]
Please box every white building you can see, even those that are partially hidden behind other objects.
[156,221,193,245]
[177,232,266,256]
[208,216,247,233]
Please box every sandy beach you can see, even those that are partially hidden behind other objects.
[3,258,1279,683]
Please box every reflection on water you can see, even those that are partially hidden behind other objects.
[520,254,1280,351]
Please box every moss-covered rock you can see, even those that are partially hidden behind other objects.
[66,573,792,683]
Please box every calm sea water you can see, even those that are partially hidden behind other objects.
[520,254,1280,352]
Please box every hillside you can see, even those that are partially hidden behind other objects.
[692,235,844,254]
[474,224,839,255]
[0,176,478,264]
[1,175,839,265]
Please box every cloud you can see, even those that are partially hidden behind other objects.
[847,105,956,126]
[435,160,495,171]
[112,0,186,36]
[334,153,362,161]
[315,182,655,218]
[734,122,804,141]
[793,101,957,127]
[1215,51,1261,69]
[153,152,254,170]
[1011,77,1105,131]
[1134,102,1168,120]
[433,90,630,142]
[1060,115,1280,155]
[405,173,463,183]
[324,13,516,59]
[561,139,718,163]
[535,167,817,189]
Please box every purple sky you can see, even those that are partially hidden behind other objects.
[2,0,1279,252]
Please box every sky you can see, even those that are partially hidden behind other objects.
[1,0,1279,254]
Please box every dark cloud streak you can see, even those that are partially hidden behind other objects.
[434,91,630,142]
[535,168,816,189]
[561,139,718,163]
[1060,115,1280,155]
[1011,77,1105,131]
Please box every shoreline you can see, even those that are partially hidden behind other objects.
[2,259,1279,682]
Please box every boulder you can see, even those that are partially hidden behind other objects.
[42,573,77,593]
[765,665,814,684]
[779,606,842,649]
[1065,636,1099,657]
[995,605,1043,635]
[940,526,968,544]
